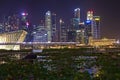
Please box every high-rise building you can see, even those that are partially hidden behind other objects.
[51,13,57,42]
[33,25,47,42]
[45,11,52,42]
[20,12,32,42]
[3,12,29,33]
[85,20,92,44]
[71,8,81,42]
[59,19,67,42]
[71,18,80,30]
[93,16,100,39]
[76,22,86,43]
[3,13,20,32]
[74,8,80,19]
[0,23,4,33]
[67,30,76,42]
[73,8,80,30]
[20,12,29,31]
[85,11,93,44]
[85,11,101,44]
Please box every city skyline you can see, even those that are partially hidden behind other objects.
[0,0,120,40]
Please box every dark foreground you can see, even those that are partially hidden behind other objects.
[0,48,120,80]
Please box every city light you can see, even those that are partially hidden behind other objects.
[46,11,51,15]
[26,22,29,26]
[116,40,120,44]
[79,22,85,25]
[86,20,91,24]
[59,19,62,23]
[22,13,25,16]
[0,6,118,50]
[21,12,28,16]
[74,8,80,11]
[44,34,47,36]
[95,18,100,21]
[0,1,120,80]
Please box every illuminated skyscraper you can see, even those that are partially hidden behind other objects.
[45,11,52,42]
[93,16,100,39]
[85,11,101,44]
[68,8,81,42]
[51,13,57,42]
[3,13,20,32]
[20,12,29,31]
[87,11,93,20]
[20,12,32,42]
[86,11,100,39]
[59,19,67,42]
[85,20,92,44]
[76,23,86,43]
[72,8,81,42]
[0,23,4,33]
[3,12,29,33]
[74,8,80,19]
[33,25,47,42]
[73,8,80,30]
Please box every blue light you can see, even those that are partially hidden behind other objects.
[86,20,91,24]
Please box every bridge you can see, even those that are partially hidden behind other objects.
[0,42,81,50]
[0,42,80,45]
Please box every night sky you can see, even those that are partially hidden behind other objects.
[0,0,120,39]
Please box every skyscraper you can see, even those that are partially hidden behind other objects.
[59,19,67,42]
[51,13,57,42]
[20,12,29,31]
[0,23,4,33]
[3,13,20,32]
[77,22,86,43]
[33,25,47,42]
[73,8,80,30]
[93,16,100,39]
[3,12,29,32]
[20,12,32,42]
[85,20,92,44]
[73,8,81,42]
[85,11,101,44]
[74,8,80,19]
[45,11,52,42]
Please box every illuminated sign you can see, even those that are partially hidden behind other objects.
[86,20,91,24]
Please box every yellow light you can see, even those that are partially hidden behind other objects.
[95,18,100,21]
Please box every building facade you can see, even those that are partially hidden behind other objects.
[69,8,81,42]
[85,11,101,44]
[0,30,27,50]
[3,13,20,32]
[33,25,47,42]
[92,16,100,39]
[87,11,93,20]
[45,11,52,42]
[59,19,67,42]
[51,13,57,42]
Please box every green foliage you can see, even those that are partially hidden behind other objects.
[0,48,120,79]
